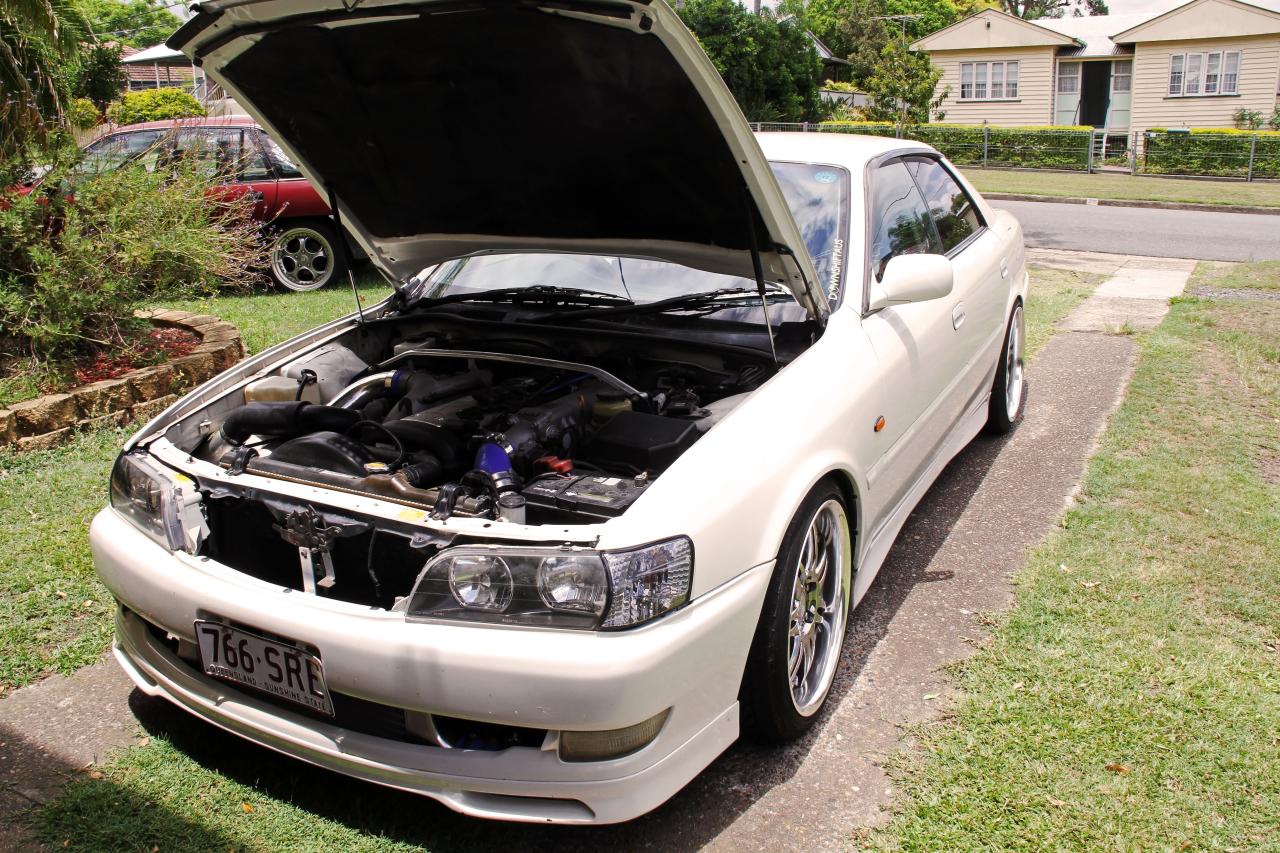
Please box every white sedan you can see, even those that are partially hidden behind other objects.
[92,0,1027,825]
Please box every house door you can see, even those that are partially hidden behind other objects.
[1054,62,1081,125]
[1105,60,1132,129]
[1079,62,1111,127]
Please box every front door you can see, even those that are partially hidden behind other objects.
[1105,60,1132,130]
[1055,62,1081,125]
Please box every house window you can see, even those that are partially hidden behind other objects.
[1112,60,1132,93]
[1058,62,1081,94]
[960,60,1020,100]
[1168,51,1240,96]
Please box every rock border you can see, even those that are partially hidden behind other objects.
[0,310,244,452]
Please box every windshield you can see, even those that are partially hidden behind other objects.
[414,160,850,309]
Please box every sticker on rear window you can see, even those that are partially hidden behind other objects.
[813,171,838,184]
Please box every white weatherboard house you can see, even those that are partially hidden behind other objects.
[911,0,1280,135]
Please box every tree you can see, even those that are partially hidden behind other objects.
[862,38,947,130]
[999,0,1108,19]
[678,0,826,122]
[81,0,181,49]
[71,41,125,110]
[0,0,91,157]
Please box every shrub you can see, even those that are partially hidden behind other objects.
[67,98,101,131]
[105,89,205,127]
[1269,108,1280,132]
[1232,108,1264,130]
[1142,129,1280,178]
[0,148,267,367]
[818,122,1094,170]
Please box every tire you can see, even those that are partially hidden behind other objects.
[985,301,1026,435]
[269,221,345,292]
[741,482,853,743]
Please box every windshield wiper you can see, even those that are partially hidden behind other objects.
[530,285,791,324]
[407,284,633,312]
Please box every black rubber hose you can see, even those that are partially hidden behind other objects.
[219,401,363,446]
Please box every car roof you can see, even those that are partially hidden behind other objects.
[755,131,935,170]
[111,115,260,132]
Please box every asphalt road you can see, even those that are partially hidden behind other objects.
[996,199,1280,261]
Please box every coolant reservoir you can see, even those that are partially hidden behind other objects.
[593,392,632,422]
[243,375,321,404]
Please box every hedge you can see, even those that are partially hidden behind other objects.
[1142,129,1280,178]
[106,89,206,127]
[818,122,1094,170]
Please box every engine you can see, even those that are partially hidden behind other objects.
[202,347,754,526]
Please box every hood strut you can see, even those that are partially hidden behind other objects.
[745,190,780,368]
[326,185,365,325]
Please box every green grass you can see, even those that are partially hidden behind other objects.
[1024,265,1103,358]
[872,266,1280,850]
[0,278,392,695]
[0,429,129,694]
[1189,259,1280,292]
[159,274,392,355]
[964,167,1280,208]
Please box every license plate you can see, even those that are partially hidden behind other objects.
[194,620,333,716]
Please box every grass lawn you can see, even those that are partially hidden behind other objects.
[0,429,129,694]
[964,167,1280,209]
[159,274,392,355]
[1190,259,1280,292]
[0,279,390,696]
[872,267,1280,849]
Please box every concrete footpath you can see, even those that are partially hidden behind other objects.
[0,251,1192,852]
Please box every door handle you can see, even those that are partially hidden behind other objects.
[952,303,966,331]
[1000,259,1010,279]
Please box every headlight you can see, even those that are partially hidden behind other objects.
[110,453,204,553]
[405,536,692,629]
[408,546,608,629]
[601,537,692,628]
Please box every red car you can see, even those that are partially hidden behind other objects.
[81,117,348,291]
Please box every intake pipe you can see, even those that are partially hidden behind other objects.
[219,401,363,446]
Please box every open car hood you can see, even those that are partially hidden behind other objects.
[170,0,826,318]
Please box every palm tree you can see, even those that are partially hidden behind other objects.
[1,0,91,158]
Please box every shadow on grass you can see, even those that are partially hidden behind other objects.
[32,432,1010,852]
[0,721,238,853]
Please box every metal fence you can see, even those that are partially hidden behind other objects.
[751,122,1280,181]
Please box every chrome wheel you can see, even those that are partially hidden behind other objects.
[1004,303,1025,422]
[786,498,852,717]
[270,226,336,291]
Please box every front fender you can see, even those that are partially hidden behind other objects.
[596,308,877,598]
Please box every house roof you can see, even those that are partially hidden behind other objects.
[119,45,195,84]
[913,0,1280,56]
[1110,0,1280,42]
[1038,14,1148,56]
[911,8,1081,51]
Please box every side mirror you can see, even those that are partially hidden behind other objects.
[867,254,954,311]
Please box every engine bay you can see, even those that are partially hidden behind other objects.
[185,328,770,529]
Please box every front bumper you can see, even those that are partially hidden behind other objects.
[92,508,772,824]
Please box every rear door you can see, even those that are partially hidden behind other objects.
[903,156,1005,415]
[172,127,278,219]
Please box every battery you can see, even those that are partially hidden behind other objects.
[521,474,650,519]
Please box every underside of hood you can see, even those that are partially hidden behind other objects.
[170,0,825,317]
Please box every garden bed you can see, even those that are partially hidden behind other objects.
[0,310,244,451]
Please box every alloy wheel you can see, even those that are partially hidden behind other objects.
[786,498,851,716]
